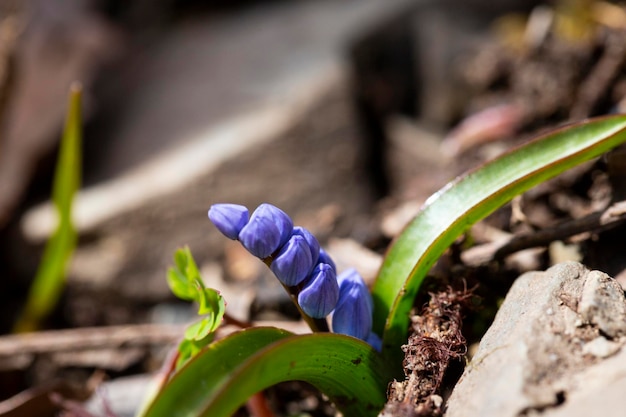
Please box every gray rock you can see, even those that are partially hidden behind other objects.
[579,270,626,338]
[445,262,626,417]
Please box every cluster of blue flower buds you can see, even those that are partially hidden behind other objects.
[208,203,381,350]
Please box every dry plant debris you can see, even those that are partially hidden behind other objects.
[382,287,473,417]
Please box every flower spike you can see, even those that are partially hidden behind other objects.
[209,202,380,339]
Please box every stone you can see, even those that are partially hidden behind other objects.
[578,270,626,338]
[445,262,626,417]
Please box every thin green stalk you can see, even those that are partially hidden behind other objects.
[13,83,82,333]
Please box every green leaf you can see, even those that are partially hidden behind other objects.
[167,247,200,300]
[167,247,226,371]
[372,115,626,367]
[13,83,82,333]
[141,327,291,417]
[196,287,225,320]
[167,247,226,328]
[140,328,389,417]
[167,248,200,300]
[184,317,216,341]
[166,267,195,300]
[176,333,216,370]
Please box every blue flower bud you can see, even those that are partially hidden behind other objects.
[365,332,382,352]
[270,235,314,286]
[337,268,373,313]
[238,203,293,258]
[298,263,339,318]
[292,226,320,264]
[332,269,373,341]
[258,203,293,247]
[208,203,249,240]
[239,215,281,258]
[318,248,336,271]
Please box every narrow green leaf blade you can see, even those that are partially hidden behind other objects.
[13,83,82,333]
[141,328,389,417]
[372,116,626,364]
[52,84,82,218]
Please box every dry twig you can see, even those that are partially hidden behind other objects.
[462,200,626,266]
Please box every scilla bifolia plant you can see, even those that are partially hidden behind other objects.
[138,115,626,417]
[208,203,381,348]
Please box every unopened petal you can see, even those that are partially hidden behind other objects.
[337,268,373,315]
[332,277,373,341]
[298,263,339,318]
[318,248,336,271]
[237,203,295,258]
[238,215,282,258]
[255,203,293,247]
[366,332,382,352]
[270,235,314,286]
[292,226,320,264]
[208,204,249,240]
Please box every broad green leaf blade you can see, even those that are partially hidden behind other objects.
[141,327,293,417]
[372,115,626,365]
[141,328,389,417]
[200,332,388,417]
[14,83,82,333]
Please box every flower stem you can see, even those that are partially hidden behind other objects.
[223,312,253,328]
[263,257,329,332]
[281,283,329,333]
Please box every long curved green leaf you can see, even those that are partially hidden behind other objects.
[372,115,626,365]
[141,328,389,417]
[140,327,291,417]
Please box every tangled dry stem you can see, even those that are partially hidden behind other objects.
[383,287,473,417]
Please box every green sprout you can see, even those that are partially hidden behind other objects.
[166,246,226,369]
[13,83,82,333]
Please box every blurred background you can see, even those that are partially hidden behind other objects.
[5,0,626,415]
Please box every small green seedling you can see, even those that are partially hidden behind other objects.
[166,246,225,369]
